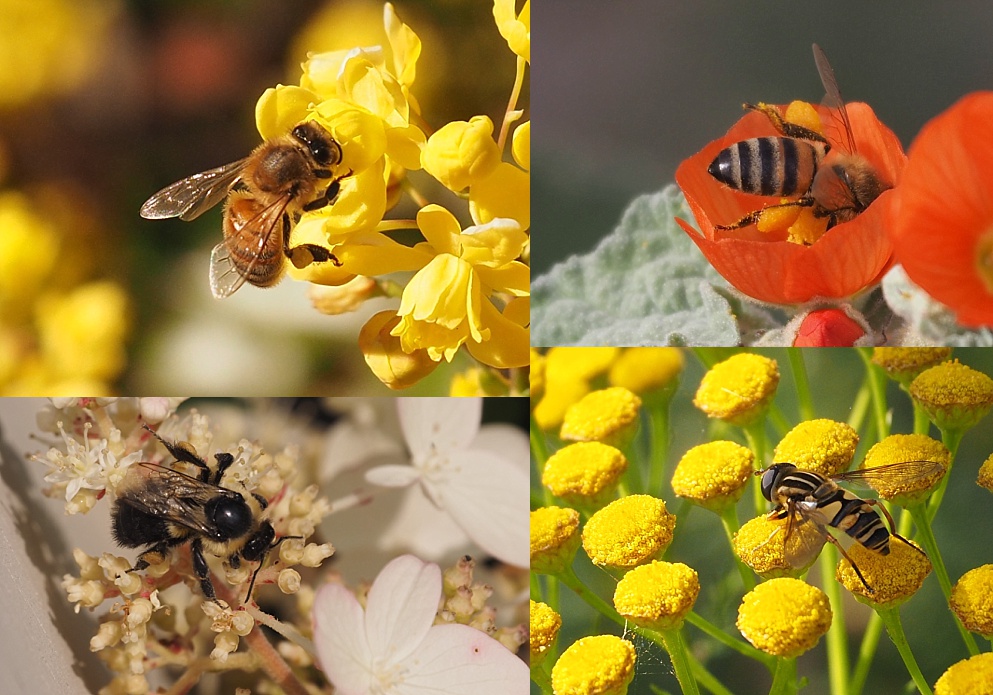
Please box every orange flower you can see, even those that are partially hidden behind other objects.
[889,91,993,327]
[676,102,906,304]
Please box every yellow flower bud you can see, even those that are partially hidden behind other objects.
[608,347,684,401]
[513,120,530,171]
[542,442,628,508]
[836,539,931,607]
[530,506,581,575]
[358,310,439,389]
[910,359,993,431]
[737,578,832,658]
[560,387,642,446]
[871,347,953,385]
[773,419,859,478]
[582,495,675,568]
[529,600,561,664]
[613,561,699,630]
[546,347,620,382]
[551,635,636,695]
[307,276,379,315]
[421,116,501,191]
[733,514,823,579]
[950,565,993,636]
[935,653,993,695]
[861,434,948,503]
[535,378,590,432]
[979,453,993,493]
[694,353,779,426]
[672,440,753,511]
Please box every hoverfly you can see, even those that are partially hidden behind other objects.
[707,44,890,233]
[757,460,942,592]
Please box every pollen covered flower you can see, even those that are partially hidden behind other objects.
[582,495,675,568]
[773,419,859,478]
[541,442,628,508]
[612,561,700,630]
[950,565,993,636]
[560,387,642,445]
[979,453,993,493]
[861,434,948,503]
[608,347,684,401]
[671,440,753,511]
[530,507,581,575]
[737,578,831,658]
[889,92,993,327]
[676,99,906,303]
[871,347,953,385]
[910,359,993,431]
[836,539,931,606]
[533,348,620,429]
[935,652,993,695]
[530,600,561,664]
[551,635,636,695]
[693,353,779,426]
[733,514,823,579]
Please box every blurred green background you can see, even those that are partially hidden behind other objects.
[533,1,993,276]
[533,348,993,694]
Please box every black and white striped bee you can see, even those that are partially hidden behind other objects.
[756,461,942,592]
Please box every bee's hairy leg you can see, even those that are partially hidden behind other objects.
[743,102,829,144]
[213,452,235,485]
[190,538,219,603]
[131,537,184,573]
[141,424,211,482]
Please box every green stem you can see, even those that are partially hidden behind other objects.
[744,420,770,517]
[857,350,890,440]
[912,399,931,435]
[769,657,797,695]
[685,611,776,670]
[530,663,554,694]
[848,611,883,695]
[787,350,814,422]
[876,606,933,695]
[660,628,701,695]
[531,414,553,506]
[647,402,671,496]
[719,504,756,591]
[845,378,872,433]
[819,544,850,695]
[687,651,735,695]
[927,427,964,523]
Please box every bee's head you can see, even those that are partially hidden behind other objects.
[757,463,797,502]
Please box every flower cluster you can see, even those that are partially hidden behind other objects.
[255,2,529,392]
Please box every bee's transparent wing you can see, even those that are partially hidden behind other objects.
[140,158,248,221]
[782,513,829,569]
[812,43,858,154]
[833,460,945,491]
[121,462,241,536]
[209,242,250,299]
[208,194,290,299]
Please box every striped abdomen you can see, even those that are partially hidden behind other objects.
[708,137,824,197]
[803,488,891,554]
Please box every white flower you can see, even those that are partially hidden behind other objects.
[364,399,528,567]
[39,422,142,507]
[313,555,527,695]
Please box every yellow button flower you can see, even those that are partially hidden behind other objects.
[950,565,993,636]
[733,514,824,579]
[358,310,439,390]
[608,347,684,400]
[493,0,530,63]
[910,359,993,431]
[530,600,561,664]
[836,539,931,607]
[613,561,699,630]
[979,453,993,493]
[861,434,948,503]
[773,419,859,477]
[421,116,502,192]
[542,442,628,508]
[935,652,993,695]
[551,635,635,695]
[582,495,675,568]
[737,578,832,658]
[694,353,780,426]
[531,506,581,575]
[871,347,953,384]
[560,387,642,445]
[672,440,753,511]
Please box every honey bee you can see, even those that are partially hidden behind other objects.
[140,121,348,298]
[707,44,890,233]
[757,460,942,592]
[113,426,291,603]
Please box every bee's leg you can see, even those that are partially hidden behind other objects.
[301,175,346,212]
[131,537,184,572]
[212,452,236,486]
[823,533,874,593]
[190,538,219,603]
[283,212,342,269]
[715,198,815,231]
[743,102,829,144]
[141,424,212,482]
[861,498,928,558]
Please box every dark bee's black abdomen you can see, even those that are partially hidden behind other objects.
[112,500,172,548]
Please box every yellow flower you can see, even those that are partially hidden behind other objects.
[358,310,439,390]
[493,0,530,63]
[736,578,832,658]
[950,565,993,636]
[836,539,931,607]
[469,160,530,230]
[542,442,628,508]
[773,419,859,478]
[0,192,60,321]
[910,359,993,431]
[935,653,993,695]
[694,353,780,426]
[672,440,753,511]
[391,205,529,369]
[733,514,824,579]
[871,347,953,384]
[861,434,948,503]
[582,495,675,568]
[513,120,530,172]
[448,366,507,397]
[530,600,561,664]
[421,116,502,192]
[530,506,581,575]
[560,387,642,445]
[551,635,635,695]
[979,453,993,493]
[613,561,699,630]
[608,347,684,400]
[307,276,379,315]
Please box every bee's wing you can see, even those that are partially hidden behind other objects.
[832,460,946,491]
[140,158,248,222]
[120,462,241,536]
[782,512,829,569]
[812,44,858,155]
[208,194,290,299]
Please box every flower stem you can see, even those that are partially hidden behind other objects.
[857,350,890,440]
[660,627,701,695]
[531,414,553,506]
[685,611,776,670]
[687,651,735,695]
[497,55,527,151]
[927,426,964,523]
[530,663,554,694]
[743,419,769,516]
[647,402,671,495]
[769,657,797,695]
[849,610,883,695]
[787,350,814,421]
[876,605,933,695]
[819,544,850,695]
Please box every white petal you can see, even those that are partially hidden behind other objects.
[397,398,482,458]
[365,464,421,488]
[313,583,374,695]
[472,424,529,474]
[365,555,441,663]
[426,452,529,567]
[397,623,528,695]
[375,485,471,561]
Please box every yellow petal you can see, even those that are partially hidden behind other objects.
[359,310,439,389]
[469,162,530,230]
[385,123,426,171]
[399,254,471,327]
[255,85,318,141]
[335,232,433,277]
[465,297,530,369]
[460,218,528,266]
[314,99,388,173]
[311,160,389,239]
[513,120,530,171]
[384,2,420,89]
[475,261,530,297]
[493,0,530,63]
[421,116,501,192]
[416,204,462,256]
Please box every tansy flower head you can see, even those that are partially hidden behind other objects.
[736,578,832,658]
[582,495,675,568]
[560,387,642,446]
[607,348,684,403]
[950,565,993,637]
[530,506,581,575]
[889,91,993,328]
[551,635,636,695]
[871,347,954,385]
[836,539,931,607]
[773,419,859,477]
[542,442,628,509]
[860,434,948,503]
[530,600,561,664]
[979,453,993,493]
[733,514,824,579]
[533,348,620,430]
[935,652,993,695]
[612,561,700,631]
[910,359,993,432]
[693,353,779,426]
[671,440,753,512]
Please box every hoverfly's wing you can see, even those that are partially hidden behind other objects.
[208,194,290,299]
[812,43,858,155]
[782,505,829,570]
[119,462,242,536]
[140,158,248,222]
[832,460,946,491]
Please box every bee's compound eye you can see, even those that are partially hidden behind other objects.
[206,498,252,540]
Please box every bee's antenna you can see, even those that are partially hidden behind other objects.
[242,535,304,604]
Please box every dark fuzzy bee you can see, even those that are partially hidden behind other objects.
[112,426,282,603]
[757,460,941,592]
